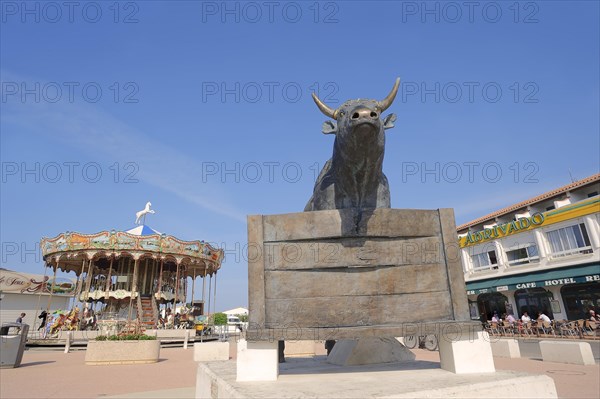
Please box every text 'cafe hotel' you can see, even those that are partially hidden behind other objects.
[458,173,600,321]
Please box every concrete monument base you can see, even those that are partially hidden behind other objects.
[439,331,495,374]
[327,338,415,366]
[236,339,278,382]
[195,356,557,398]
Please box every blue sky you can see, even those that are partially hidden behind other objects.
[1,1,599,311]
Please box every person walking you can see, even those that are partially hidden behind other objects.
[16,312,26,333]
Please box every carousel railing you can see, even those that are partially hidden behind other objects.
[151,296,159,329]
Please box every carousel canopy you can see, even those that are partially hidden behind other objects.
[125,225,161,236]
[40,225,223,276]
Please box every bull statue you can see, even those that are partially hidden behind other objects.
[305,78,400,211]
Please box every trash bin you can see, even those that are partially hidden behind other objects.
[1,322,29,368]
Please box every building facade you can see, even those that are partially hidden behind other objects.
[457,174,600,321]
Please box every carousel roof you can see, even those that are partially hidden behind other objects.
[125,224,161,236]
[40,224,224,276]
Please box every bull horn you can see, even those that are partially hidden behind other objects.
[377,78,401,111]
[312,92,337,120]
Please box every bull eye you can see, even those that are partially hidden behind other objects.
[352,112,360,119]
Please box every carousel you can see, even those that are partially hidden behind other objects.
[39,202,224,332]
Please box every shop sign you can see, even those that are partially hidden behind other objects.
[516,282,537,289]
[543,277,576,286]
[0,270,75,295]
[468,274,600,295]
[0,271,33,292]
[462,213,545,247]
[519,275,599,289]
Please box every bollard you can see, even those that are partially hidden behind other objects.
[184,330,189,349]
[64,331,72,353]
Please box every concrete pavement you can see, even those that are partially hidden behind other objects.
[1,339,599,399]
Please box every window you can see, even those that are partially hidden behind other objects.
[514,288,554,319]
[546,223,593,258]
[506,245,540,266]
[546,205,555,211]
[588,191,598,198]
[471,250,498,271]
[561,282,600,320]
[477,292,508,320]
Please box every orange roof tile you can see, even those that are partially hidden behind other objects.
[456,173,600,232]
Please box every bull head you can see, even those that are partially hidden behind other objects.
[312,78,400,135]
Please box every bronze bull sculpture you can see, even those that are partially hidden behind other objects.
[305,78,400,211]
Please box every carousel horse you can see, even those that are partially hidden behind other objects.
[49,312,68,336]
[80,308,97,330]
[47,307,80,335]
[135,202,155,224]
[41,314,57,339]
[63,307,80,331]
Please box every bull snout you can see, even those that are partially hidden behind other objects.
[351,108,379,120]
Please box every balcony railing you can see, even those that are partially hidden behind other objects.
[549,246,593,259]
[472,264,499,273]
[507,256,540,267]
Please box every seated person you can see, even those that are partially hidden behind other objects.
[589,309,600,323]
[505,313,517,324]
[521,311,531,323]
[537,311,551,323]
[491,311,500,323]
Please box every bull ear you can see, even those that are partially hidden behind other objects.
[383,113,397,130]
[322,120,337,134]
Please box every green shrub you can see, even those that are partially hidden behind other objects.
[96,334,156,341]
[213,312,227,325]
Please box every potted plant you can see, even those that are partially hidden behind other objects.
[85,329,160,365]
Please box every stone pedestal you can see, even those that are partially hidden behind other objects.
[244,208,483,380]
[439,331,495,374]
[327,338,415,366]
[196,357,557,398]
[247,208,472,341]
[236,339,278,382]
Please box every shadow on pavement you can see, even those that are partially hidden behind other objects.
[280,357,441,375]
[19,361,56,367]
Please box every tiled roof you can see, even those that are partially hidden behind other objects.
[457,173,600,232]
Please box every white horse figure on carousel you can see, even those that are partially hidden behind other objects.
[135,202,155,225]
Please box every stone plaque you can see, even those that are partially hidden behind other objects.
[247,208,474,341]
